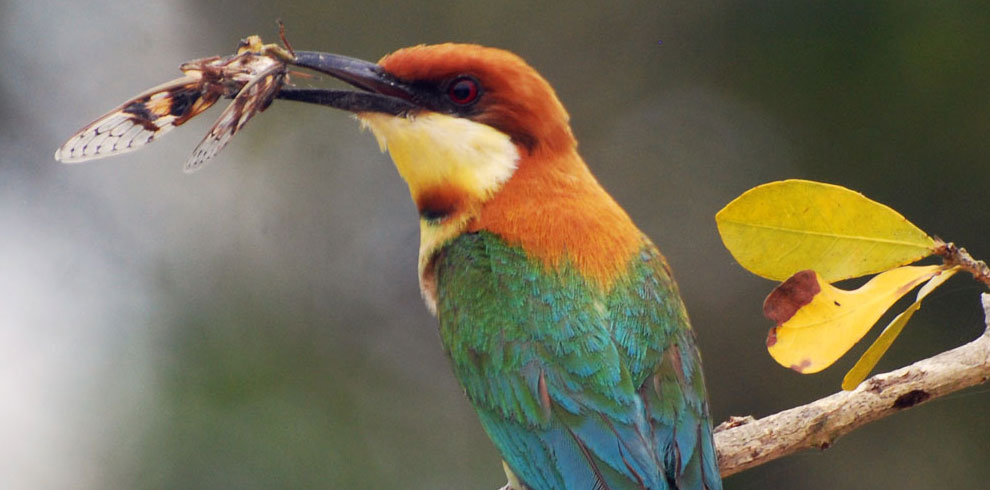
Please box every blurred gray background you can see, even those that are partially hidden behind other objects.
[3,1,989,489]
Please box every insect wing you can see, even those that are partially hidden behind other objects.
[55,76,221,163]
[184,61,286,173]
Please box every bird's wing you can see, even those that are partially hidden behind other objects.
[606,242,721,490]
[434,232,667,490]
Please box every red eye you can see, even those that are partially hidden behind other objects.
[447,77,480,105]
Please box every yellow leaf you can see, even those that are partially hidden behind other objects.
[716,180,936,282]
[764,265,942,374]
[841,267,959,390]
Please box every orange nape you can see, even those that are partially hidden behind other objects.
[471,149,643,289]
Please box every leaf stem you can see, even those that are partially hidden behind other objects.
[934,240,990,289]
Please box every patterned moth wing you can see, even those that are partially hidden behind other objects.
[55,35,293,168]
[53,58,227,163]
[184,53,288,172]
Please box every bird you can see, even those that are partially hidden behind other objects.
[277,43,722,490]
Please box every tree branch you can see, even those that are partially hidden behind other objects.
[713,293,990,477]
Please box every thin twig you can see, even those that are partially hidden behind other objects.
[935,239,990,289]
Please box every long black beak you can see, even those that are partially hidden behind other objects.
[276,51,418,116]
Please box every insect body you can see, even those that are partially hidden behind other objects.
[55,34,295,172]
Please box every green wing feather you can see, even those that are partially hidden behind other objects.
[609,245,721,489]
[434,231,720,490]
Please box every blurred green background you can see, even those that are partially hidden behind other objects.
[3,1,989,489]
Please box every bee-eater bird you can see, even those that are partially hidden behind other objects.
[277,44,722,490]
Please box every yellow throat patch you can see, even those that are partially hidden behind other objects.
[358,111,520,310]
[359,112,518,202]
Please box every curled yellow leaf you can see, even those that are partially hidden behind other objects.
[841,266,960,390]
[764,265,943,374]
[716,180,936,282]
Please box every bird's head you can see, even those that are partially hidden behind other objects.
[284,44,576,224]
[373,44,575,155]
[282,44,641,302]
